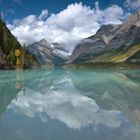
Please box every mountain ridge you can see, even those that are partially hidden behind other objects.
[66,10,140,67]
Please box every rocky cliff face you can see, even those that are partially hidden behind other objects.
[0,19,38,69]
[67,11,140,65]
[26,39,70,66]
[67,24,120,64]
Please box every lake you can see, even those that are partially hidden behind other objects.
[0,68,140,140]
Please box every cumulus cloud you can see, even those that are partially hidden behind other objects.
[7,2,124,51]
[38,9,48,20]
[125,0,140,9]
[9,86,124,130]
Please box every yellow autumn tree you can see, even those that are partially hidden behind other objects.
[15,49,21,57]
[15,49,22,69]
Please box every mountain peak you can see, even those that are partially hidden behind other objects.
[38,39,49,45]
[37,39,54,49]
[96,24,120,36]
[125,10,140,27]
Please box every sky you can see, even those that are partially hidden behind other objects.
[0,0,140,51]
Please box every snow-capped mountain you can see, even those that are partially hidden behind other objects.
[51,42,70,59]
[25,39,70,65]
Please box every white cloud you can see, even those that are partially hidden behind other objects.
[38,9,48,20]
[125,0,140,9]
[9,83,124,130]
[7,2,124,51]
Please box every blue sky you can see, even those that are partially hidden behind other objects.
[0,0,140,50]
[0,0,130,22]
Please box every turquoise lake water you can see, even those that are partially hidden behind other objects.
[0,68,140,140]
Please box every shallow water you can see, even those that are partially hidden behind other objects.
[0,68,140,140]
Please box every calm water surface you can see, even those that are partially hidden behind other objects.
[0,68,140,140]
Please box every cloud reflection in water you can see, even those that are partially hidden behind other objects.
[8,76,126,130]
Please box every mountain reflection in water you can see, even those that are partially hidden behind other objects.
[0,69,140,140]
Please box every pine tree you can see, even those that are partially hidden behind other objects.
[3,27,8,54]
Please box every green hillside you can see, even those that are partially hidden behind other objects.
[0,19,38,69]
[87,43,140,64]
